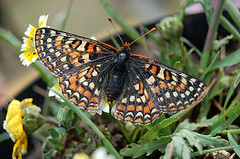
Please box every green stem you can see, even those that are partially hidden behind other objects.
[191,145,240,157]
[131,126,141,143]
[52,89,122,159]
[100,0,142,45]
[221,129,240,135]
[60,0,74,30]
[0,132,10,142]
[117,120,132,143]
[200,0,226,69]
[0,27,21,52]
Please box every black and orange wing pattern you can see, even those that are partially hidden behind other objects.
[35,28,116,111]
[34,27,207,125]
[112,55,207,125]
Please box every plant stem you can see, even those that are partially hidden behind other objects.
[191,145,240,157]
[221,129,240,135]
[100,0,142,45]
[60,0,74,30]
[200,0,226,69]
[39,114,59,127]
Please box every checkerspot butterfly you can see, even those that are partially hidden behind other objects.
[34,25,207,125]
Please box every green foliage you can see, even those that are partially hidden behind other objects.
[57,106,79,131]
[47,127,66,152]
[121,118,229,158]
[228,132,240,156]
[208,104,240,136]
[120,136,171,158]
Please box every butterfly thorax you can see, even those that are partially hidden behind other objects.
[106,46,130,104]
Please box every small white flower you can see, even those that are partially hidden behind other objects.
[88,102,109,116]
[92,147,115,159]
[38,15,49,28]
[20,15,49,67]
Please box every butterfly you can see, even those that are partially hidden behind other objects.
[34,27,207,125]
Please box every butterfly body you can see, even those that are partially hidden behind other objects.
[107,45,130,103]
[34,27,207,125]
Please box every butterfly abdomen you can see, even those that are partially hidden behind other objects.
[107,52,129,103]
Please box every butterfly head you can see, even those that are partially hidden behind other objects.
[119,42,132,55]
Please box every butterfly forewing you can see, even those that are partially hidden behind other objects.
[34,28,117,111]
[34,28,117,76]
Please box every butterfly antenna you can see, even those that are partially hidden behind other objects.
[129,28,156,46]
[108,17,125,46]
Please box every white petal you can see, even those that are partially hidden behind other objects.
[90,36,97,40]
[39,15,49,28]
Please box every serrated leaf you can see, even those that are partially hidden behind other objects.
[174,116,218,133]
[192,131,228,147]
[172,133,191,159]
[228,132,240,156]
[209,104,240,136]
[120,136,171,158]
[180,129,228,155]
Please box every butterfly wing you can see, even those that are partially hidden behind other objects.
[112,54,207,125]
[111,66,162,125]
[35,28,117,111]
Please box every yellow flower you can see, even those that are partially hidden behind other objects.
[3,98,40,159]
[73,152,89,159]
[19,15,49,66]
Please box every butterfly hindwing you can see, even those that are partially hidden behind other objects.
[112,64,162,125]
[131,55,207,113]
[59,61,113,111]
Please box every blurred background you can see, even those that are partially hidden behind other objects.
[0,0,181,106]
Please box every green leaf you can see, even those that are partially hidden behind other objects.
[228,132,240,156]
[141,108,190,141]
[120,136,171,158]
[225,0,240,28]
[48,128,59,138]
[209,104,240,136]
[181,129,228,154]
[174,116,218,133]
[172,133,191,159]
[212,49,240,69]
[221,72,240,115]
